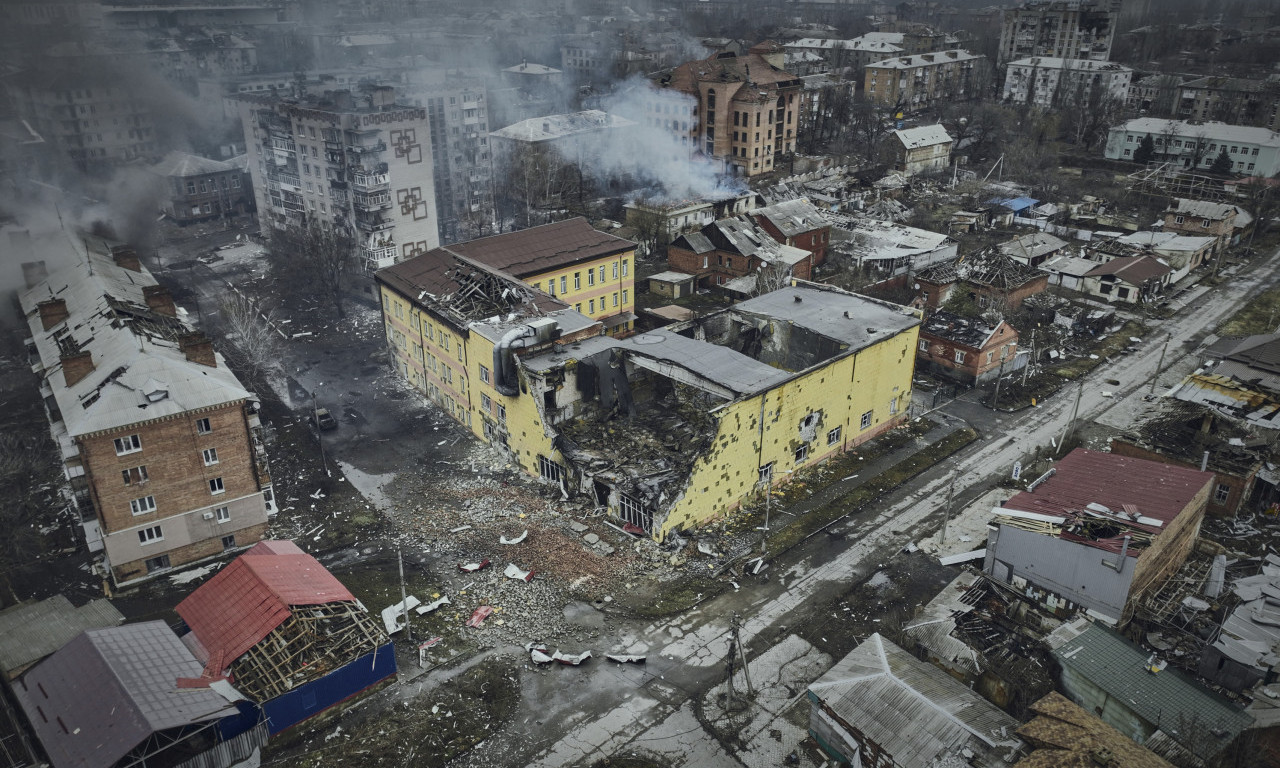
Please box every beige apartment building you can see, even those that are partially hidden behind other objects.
[864,50,985,110]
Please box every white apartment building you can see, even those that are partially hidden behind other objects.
[1104,118,1280,177]
[1002,57,1131,107]
[235,86,440,273]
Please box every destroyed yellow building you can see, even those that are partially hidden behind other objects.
[378,240,921,537]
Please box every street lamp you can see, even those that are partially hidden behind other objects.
[311,391,329,476]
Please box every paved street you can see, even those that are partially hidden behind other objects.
[487,250,1280,768]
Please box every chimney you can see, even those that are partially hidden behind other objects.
[142,285,176,317]
[61,350,94,387]
[22,261,48,289]
[111,247,141,272]
[38,298,69,330]
[179,333,216,367]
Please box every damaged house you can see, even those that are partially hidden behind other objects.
[822,211,957,276]
[176,541,395,735]
[520,283,920,538]
[914,250,1048,313]
[984,449,1212,624]
[916,310,1023,386]
[18,232,273,587]
[666,215,815,295]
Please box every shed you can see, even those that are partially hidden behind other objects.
[647,270,697,299]
[0,596,123,681]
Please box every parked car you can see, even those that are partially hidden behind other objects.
[315,408,338,431]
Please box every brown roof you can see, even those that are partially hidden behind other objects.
[658,52,801,101]
[376,248,566,328]
[1014,692,1175,768]
[1084,254,1172,285]
[448,217,634,278]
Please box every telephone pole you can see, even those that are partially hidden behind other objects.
[1057,379,1085,455]
[939,474,955,545]
[1149,334,1171,398]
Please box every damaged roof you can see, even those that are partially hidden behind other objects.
[489,110,634,144]
[176,541,356,676]
[1005,449,1212,529]
[732,284,920,353]
[920,310,1005,350]
[13,622,238,768]
[998,232,1067,262]
[1166,198,1244,221]
[1015,692,1175,768]
[1084,253,1172,285]
[893,124,952,149]
[655,50,802,101]
[148,150,239,178]
[916,249,1043,291]
[751,198,827,237]
[1051,623,1252,762]
[809,633,1022,768]
[18,233,251,438]
[447,217,635,277]
[0,596,123,680]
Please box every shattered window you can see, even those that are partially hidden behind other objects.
[758,463,774,485]
[860,411,873,430]
[795,444,809,463]
[827,427,841,446]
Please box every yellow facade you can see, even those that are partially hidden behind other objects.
[380,285,478,434]
[519,251,635,332]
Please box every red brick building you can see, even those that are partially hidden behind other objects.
[1162,198,1248,258]
[750,198,830,268]
[914,250,1047,312]
[20,233,272,587]
[668,215,812,293]
[916,310,1022,385]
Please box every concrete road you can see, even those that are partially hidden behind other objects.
[482,251,1280,768]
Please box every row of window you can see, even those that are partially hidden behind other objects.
[1126,134,1262,157]
[120,448,219,488]
[113,418,212,456]
[130,477,226,517]
[136,508,233,546]
[544,259,630,296]
[184,176,241,195]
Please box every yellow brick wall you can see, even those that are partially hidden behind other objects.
[657,323,919,537]
[521,250,635,332]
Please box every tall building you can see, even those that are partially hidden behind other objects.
[19,233,273,587]
[648,41,803,177]
[864,50,985,110]
[234,85,440,274]
[998,1,1122,67]
[408,78,496,244]
[1001,57,1132,107]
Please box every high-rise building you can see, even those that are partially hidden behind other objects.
[234,85,440,274]
[407,78,496,244]
[997,1,1122,67]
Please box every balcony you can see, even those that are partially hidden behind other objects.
[275,172,301,191]
[351,170,389,192]
[361,245,398,271]
[330,188,350,207]
[355,213,395,233]
[353,190,392,211]
[270,136,296,153]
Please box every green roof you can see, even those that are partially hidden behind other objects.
[1053,624,1252,761]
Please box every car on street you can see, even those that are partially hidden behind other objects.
[315,408,338,431]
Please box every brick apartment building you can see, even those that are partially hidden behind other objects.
[750,198,830,267]
[20,233,272,587]
[648,41,803,177]
[863,50,985,110]
[148,150,254,225]
[668,215,813,293]
[916,310,1021,385]
[1162,198,1248,258]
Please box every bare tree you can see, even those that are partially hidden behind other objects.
[219,291,282,382]
[753,261,792,296]
[267,222,356,319]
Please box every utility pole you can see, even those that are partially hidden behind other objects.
[1149,334,1171,398]
[1056,379,1085,455]
[939,474,955,545]
[991,355,1007,410]
[398,548,412,642]
[1022,329,1036,386]
[732,613,754,695]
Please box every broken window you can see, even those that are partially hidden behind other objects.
[795,444,809,463]
[617,492,652,533]
[954,350,965,363]
[860,411,873,430]
[827,427,842,446]
[130,495,156,515]
[919,340,928,352]
[202,448,218,466]
[759,462,774,485]
[114,434,141,455]
[481,393,492,411]
[121,466,148,485]
[196,418,211,435]
[1215,483,1231,504]
[539,456,566,484]
[480,365,491,384]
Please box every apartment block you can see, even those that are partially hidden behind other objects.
[648,41,802,177]
[1001,57,1131,107]
[1104,118,1280,177]
[864,50,985,110]
[1176,77,1280,130]
[997,0,1122,66]
[235,85,439,273]
[409,78,495,244]
[19,233,272,587]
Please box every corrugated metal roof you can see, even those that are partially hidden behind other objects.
[446,217,634,277]
[894,124,952,150]
[1052,623,1252,761]
[809,634,1021,768]
[177,544,355,675]
[0,596,123,678]
[1004,449,1212,526]
[12,622,235,768]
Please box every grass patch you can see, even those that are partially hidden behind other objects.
[1050,320,1145,380]
[768,427,979,554]
[277,657,521,767]
[629,573,723,619]
[1217,282,1280,337]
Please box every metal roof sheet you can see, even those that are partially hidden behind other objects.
[12,622,235,768]
[0,596,123,678]
[810,634,1021,768]
[1052,623,1252,760]
[176,544,355,675]
[733,284,920,353]
[1004,449,1212,526]
[440,217,634,277]
[894,124,952,150]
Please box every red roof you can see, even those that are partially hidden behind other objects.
[176,542,355,674]
[1005,449,1212,527]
